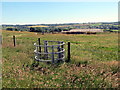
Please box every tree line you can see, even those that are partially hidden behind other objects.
[2,22,119,33]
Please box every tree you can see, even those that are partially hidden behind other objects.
[29,27,35,32]
[14,28,18,31]
[63,28,69,31]
[6,28,13,31]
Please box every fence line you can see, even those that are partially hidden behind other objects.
[11,36,71,63]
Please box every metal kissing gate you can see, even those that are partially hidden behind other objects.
[34,40,65,63]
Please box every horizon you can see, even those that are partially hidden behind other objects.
[2,21,118,25]
[2,2,118,24]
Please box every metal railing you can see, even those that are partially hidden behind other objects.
[34,40,65,63]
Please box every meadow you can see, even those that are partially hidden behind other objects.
[2,30,119,88]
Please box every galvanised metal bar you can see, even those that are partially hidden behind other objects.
[34,40,65,63]
[34,49,65,54]
[34,43,65,47]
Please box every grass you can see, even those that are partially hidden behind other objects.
[2,30,119,88]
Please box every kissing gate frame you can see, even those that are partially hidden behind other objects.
[34,40,65,63]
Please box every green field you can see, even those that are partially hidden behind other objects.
[2,30,119,88]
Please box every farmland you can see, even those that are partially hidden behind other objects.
[28,25,49,28]
[2,30,119,88]
[2,22,119,32]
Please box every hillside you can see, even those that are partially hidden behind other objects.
[2,22,118,32]
[2,30,119,88]
[28,25,49,28]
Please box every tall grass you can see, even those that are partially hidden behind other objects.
[2,30,119,88]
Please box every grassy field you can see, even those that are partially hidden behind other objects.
[2,30,119,88]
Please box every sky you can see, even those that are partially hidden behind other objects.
[2,1,118,24]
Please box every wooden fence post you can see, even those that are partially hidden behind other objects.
[38,38,41,60]
[0,36,2,45]
[38,38,41,52]
[52,46,54,63]
[61,42,64,59]
[61,42,64,49]
[42,29,44,35]
[57,41,61,62]
[67,42,70,62]
[44,41,48,59]
[13,35,16,47]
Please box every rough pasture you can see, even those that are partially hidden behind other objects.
[2,30,119,88]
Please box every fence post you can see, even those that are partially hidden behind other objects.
[42,29,44,35]
[0,36,2,44]
[13,35,16,47]
[61,42,64,59]
[61,42,64,49]
[44,41,48,59]
[57,41,61,62]
[38,38,41,52]
[67,42,70,62]
[52,46,54,63]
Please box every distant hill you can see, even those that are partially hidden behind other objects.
[27,25,49,28]
[2,22,118,32]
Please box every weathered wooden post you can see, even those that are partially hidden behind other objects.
[61,42,64,49]
[0,36,2,44]
[61,42,64,59]
[57,41,61,62]
[38,38,41,52]
[38,38,41,59]
[67,42,70,62]
[44,41,48,59]
[42,29,44,35]
[13,35,16,47]
[52,46,54,63]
